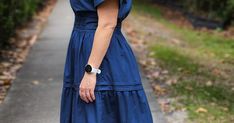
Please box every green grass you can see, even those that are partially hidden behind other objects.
[149,45,199,73]
[132,0,234,61]
[132,0,234,122]
[173,80,234,111]
[149,44,217,80]
[173,80,234,123]
[175,28,234,60]
[132,0,163,20]
[150,44,234,122]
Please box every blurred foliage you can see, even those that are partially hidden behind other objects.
[0,0,45,47]
[152,0,234,22]
[182,0,234,21]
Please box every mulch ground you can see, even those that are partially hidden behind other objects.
[0,0,57,104]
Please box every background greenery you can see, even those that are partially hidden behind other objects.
[0,0,45,47]
[133,0,234,122]
[182,0,234,21]
[153,0,234,23]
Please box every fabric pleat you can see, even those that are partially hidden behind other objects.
[60,88,153,123]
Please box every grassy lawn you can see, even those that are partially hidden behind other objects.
[132,0,234,122]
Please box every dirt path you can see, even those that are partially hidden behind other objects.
[123,12,189,123]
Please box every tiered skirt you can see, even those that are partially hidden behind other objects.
[60,17,153,123]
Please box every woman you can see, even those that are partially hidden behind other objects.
[60,0,153,123]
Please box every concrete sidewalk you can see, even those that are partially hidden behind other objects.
[0,0,167,122]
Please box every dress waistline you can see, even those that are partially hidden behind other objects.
[73,12,122,31]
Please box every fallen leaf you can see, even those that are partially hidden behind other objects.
[161,70,169,74]
[153,84,167,95]
[206,81,213,86]
[148,51,155,56]
[224,53,230,58]
[151,71,160,79]
[185,86,193,91]
[222,107,229,112]
[158,99,171,113]
[1,62,11,67]
[231,88,234,91]
[212,68,221,76]
[32,80,40,85]
[171,38,181,45]
[139,59,147,66]
[29,35,38,46]
[196,107,208,113]
[166,77,178,85]
[0,79,11,86]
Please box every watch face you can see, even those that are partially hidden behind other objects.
[85,64,92,72]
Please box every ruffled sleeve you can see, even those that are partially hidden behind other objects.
[94,0,127,8]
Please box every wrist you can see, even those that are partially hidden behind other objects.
[87,62,99,68]
[84,71,96,76]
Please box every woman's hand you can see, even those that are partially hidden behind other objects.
[79,72,96,103]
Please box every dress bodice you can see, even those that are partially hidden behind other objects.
[64,0,143,91]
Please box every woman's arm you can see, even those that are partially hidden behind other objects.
[88,0,119,69]
[79,0,119,103]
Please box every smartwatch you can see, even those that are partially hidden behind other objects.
[85,64,101,74]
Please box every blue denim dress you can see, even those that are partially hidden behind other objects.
[60,0,153,123]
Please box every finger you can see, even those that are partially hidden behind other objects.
[90,89,95,101]
[86,89,93,102]
[79,90,84,101]
[82,92,89,103]
[82,90,89,103]
[80,88,89,103]
[79,87,83,98]
[84,93,89,103]
[83,89,90,103]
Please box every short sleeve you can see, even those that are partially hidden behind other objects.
[94,0,127,8]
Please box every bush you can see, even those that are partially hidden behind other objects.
[182,0,234,21]
[152,0,234,24]
[0,0,45,47]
